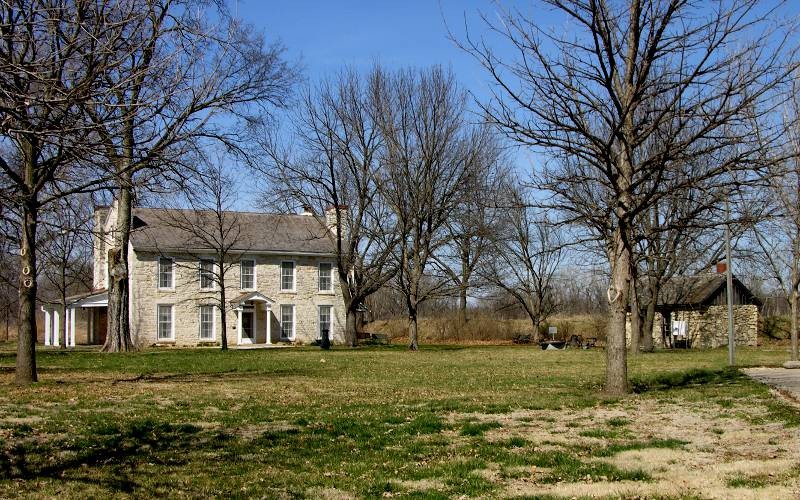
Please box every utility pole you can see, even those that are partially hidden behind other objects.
[725,200,735,367]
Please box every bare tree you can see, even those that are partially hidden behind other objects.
[481,187,564,342]
[85,0,297,352]
[260,67,399,347]
[0,1,140,383]
[436,138,507,323]
[376,67,489,350]
[39,197,93,347]
[751,80,800,363]
[461,0,797,393]
[153,157,243,350]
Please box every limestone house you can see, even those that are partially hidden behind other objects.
[40,202,346,347]
[627,267,762,349]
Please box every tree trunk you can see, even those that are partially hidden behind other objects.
[459,283,468,324]
[641,298,657,352]
[16,201,38,384]
[219,272,228,350]
[629,285,641,354]
[103,185,136,352]
[408,312,419,351]
[605,229,631,395]
[791,284,798,362]
[345,308,358,348]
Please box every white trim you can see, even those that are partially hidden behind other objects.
[156,303,175,341]
[236,307,243,345]
[157,257,176,291]
[280,304,295,340]
[53,309,60,346]
[240,258,256,290]
[198,304,216,341]
[42,306,51,346]
[265,304,272,345]
[318,262,334,293]
[280,260,296,292]
[68,308,76,347]
[199,259,216,290]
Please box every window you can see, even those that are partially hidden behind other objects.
[319,305,332,339]
[318,263,333,292]
[157,304,174,340]
[158,257,174,289]
[280,261,295,291]
[199,305,215,340]
[280,304,295,339]
[199,259,215,289]
[241,259,255,289]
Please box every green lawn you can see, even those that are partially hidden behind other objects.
[1,344,798,498]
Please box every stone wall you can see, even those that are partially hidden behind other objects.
[626,305,758,348]
[129,251,345,347]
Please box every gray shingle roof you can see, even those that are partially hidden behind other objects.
[129,208,334,255]
[656,274,761,307]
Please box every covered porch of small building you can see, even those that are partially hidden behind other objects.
[41,289,108,347]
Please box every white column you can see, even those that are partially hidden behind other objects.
[69,308,76,347]
[253,304,258,343]
[265,305,272,345]
[53,310,60,347]
[42,307,51,346]
[236,307,242,345]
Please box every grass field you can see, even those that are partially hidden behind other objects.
[1,344,799,498]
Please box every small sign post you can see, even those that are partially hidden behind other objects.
[548,326,557,341]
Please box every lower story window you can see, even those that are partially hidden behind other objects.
[157,304,174,340]
[280,304,295,339]
[199,305,215,340]
[319,305,332,339]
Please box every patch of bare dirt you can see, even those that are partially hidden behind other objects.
[452,398,800,498]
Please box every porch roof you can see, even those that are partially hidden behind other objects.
[59,289,108,308]
[229,291,275,306]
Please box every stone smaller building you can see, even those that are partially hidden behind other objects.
[628,272,762,349]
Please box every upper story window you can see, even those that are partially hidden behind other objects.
[240,259,255,290]
[158,257,174,289]
[280,261,295,291]
[318,263,333,292]
[199,259,215,289]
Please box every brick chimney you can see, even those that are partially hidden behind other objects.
[716,261,727,274]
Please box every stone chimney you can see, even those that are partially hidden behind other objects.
[325,205,348,237]
[301,205,315,216]
[92,206,110,290]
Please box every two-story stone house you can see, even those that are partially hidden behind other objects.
[40,202,346,347]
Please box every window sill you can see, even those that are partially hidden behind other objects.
[317,291,335,295]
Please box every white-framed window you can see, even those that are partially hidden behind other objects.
[199,304,216,341]
[158,257,174,289]
[318,263,333,292]
[157,304,174,340]
[280,304,295,339]
[280,261,295,291]
[199,259,215,290]
[240,259,255,290]
[318,305,333,339]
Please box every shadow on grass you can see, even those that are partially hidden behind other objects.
[631,367,742,393]
[0,418,224,492]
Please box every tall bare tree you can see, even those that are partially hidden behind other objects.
[152,158,243,350]
[481,186,565,342]
[260,67,399,347]
[461,0,797,393]
[85,0,296,352]
[40,196,93,347]
[751,79,800,363]
[376,67,490,350]
[0,1,138,383]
